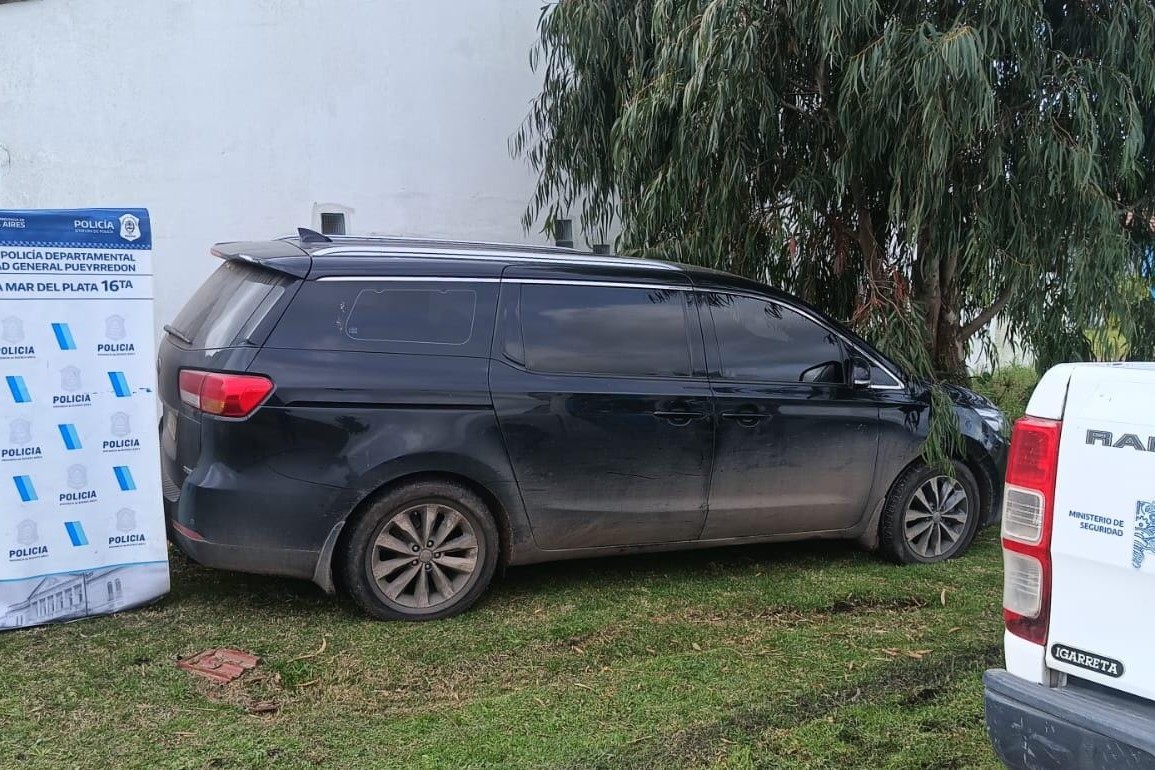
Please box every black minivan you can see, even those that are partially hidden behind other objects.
[160,231,1007,620]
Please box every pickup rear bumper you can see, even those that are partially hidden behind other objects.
[984,669,1155,769]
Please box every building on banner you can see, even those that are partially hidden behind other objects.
[0,209,170,630]
[0,563,170,629]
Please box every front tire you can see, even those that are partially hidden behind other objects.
[878,460,982,564]
[340,481,499,620]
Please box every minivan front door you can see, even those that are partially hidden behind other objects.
[490,276,713,550]
[698,292,880,539]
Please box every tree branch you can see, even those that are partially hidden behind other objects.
[960,283,1015,341]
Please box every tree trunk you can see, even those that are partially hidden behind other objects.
[934,250,969,382]
[912,245,969,382]
[933,315,969,383]
[912,238,968,382]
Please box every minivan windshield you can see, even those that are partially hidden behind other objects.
[168,261,290,349]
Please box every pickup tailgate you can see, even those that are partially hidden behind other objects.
[1048,364,1155,700]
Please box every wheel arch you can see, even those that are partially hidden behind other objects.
[312,461,520,595]
[858,437,999,552]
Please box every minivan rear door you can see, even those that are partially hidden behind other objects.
[490,267,714,550]
[1047,364,1155,701]
[158,259,296,498]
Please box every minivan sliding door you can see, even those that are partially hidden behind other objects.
[489,273,714,550]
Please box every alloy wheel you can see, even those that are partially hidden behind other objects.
[369,502,480,610]
[903,475,970,559]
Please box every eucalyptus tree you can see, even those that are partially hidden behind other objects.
[515,0,1155,380]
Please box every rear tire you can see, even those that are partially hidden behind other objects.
[340,480,499,620]
[878,460,982,564]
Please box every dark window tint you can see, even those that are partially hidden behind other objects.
[707,294,845,383]
[263,280,497,356]
[497,284,525,364]
[169,261,289,349]
[520,284,692,377]
[346,287,476,345]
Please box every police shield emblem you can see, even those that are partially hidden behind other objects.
[118,213,141,242]
[61,366,81,391]
[105,315,126,341]
[16,519,37,546]
[2,316,23,344]
[115,508,136,533]
[9,419,30,445]
[110,412,131,437]
[1133,500,1155,569]
[66,464,87,490]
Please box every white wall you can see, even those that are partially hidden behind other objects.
[966,319,1034,373]
[0,0,551,336]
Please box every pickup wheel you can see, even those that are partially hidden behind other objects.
[878,460,981,564]
[340,481,499,621]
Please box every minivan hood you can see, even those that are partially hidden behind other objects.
[939,383,998,411]
[909,379,1005,433]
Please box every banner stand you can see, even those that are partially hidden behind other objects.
[0,209,170,630]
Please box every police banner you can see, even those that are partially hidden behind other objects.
[0,209,169,630]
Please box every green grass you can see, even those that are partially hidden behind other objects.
[0,533,1006,769]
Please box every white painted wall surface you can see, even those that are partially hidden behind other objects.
[967,319,1034,373]
[0,0,550,336]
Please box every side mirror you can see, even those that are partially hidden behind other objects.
[850,357,872,388]
[800,361,844,384]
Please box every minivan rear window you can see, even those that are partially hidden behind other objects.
[168,261,290,349]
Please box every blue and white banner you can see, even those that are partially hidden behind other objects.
[0,209,169,630]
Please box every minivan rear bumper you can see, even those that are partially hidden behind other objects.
[984,669,1155,769]
[163,462,341,582]
[167,512,320,580]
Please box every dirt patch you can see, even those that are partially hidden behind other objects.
[827,595,927,614]
[555,642,1003,770]
[198,668,288,717]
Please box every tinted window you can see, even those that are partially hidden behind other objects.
[263,279,498,357]
[707,294,845,383]
[520,284,693,377]
[169,261,289,349]
[346,287,476,345]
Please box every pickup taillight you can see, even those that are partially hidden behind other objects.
[178,370,274,418]
[1001,416,1061,645]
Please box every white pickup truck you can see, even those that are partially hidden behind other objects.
[985,363,1155,768]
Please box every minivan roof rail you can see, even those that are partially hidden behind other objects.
[309,244,681,271]
[278,231,584,256]
[267,232,680,271]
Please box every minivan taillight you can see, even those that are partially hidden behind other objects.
[1001,416,1061,645]
[178,370,273,418]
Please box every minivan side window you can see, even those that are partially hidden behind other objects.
[706,293,846,384]
[519,284,694,377]
[264,279,497,357]
[346,287,476,345]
